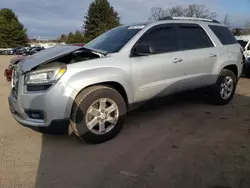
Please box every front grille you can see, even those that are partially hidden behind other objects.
[13,84,18,98]
[10,88,16,99]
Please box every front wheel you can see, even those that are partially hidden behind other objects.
[210,69,237,105]
[70,86,127,144]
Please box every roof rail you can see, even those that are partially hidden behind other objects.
[158,16,220,23]
[158,16,173,21]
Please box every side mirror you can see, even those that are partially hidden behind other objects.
[132,44,156,56]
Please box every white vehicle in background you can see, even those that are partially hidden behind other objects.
[237,40,250,58]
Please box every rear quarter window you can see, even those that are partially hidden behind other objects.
[209,25,237,45]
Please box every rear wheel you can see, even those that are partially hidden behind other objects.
[210,69,237,105]
[70,86,127,143]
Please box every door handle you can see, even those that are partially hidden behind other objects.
[209,53,217,58]
[172,58,183,63]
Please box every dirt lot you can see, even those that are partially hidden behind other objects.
[0,55,250,188]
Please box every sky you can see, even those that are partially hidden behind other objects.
[0,0,249,39]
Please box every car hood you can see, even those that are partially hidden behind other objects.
[19,45,107,73]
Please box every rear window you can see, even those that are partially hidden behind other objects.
[209,25,237,45]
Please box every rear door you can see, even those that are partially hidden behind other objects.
[176,23,218,89]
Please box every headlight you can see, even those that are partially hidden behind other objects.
[24,66,66,85]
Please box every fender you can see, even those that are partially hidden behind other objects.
[212,52,242,78]
[64,67,134,104]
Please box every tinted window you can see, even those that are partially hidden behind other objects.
[138,27,178,53]
[85,25,143,53]
[179,25,214,50]
[209,25,237,45]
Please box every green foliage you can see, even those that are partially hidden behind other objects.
[66,32,74,43]
[74,30,85,43]
[83,0,120,42]
[0,8,28,48]
[66,30,85,44]
[58,34,67,43]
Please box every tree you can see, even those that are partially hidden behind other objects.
[149,8,167,21]
[58,34,67,43]
[83,0,120,42]
[244,21,250,35]
[184,4,216,19]
[245,21,250,29]
[223,14,230,26]
[66,32,75,44]
[232,28,242,36]
[74,30,85,43]
[149,4,216,21]
[0,8,28,48]
[65,30,85,44]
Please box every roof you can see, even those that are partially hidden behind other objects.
[125,17,222,30]
[158,16,220,24]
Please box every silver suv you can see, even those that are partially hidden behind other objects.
[9,17,243,143]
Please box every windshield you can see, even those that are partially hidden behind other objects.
[238,40,248,48]
[84,25,143,53]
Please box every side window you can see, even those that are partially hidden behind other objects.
[138,27,178,53]
[209,25,237,45]
[178,25,214,50]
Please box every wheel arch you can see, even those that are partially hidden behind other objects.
[223,64,238,78]
[74,81,129,108]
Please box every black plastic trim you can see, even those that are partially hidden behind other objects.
[22,119,70,135]
[27,84,52,91]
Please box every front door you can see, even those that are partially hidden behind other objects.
[131,24,186,102]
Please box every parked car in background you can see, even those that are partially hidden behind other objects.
[9,17,243,143]
[6,48,15,55]
[4,56,26,81]
[24,46,45,55]
[0,49,8,55]
[237,39,250,58]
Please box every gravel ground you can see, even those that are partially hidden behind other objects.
[0,55,250,188]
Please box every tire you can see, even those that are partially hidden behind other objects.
[70,85,127,144]
[210,69,237,105]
